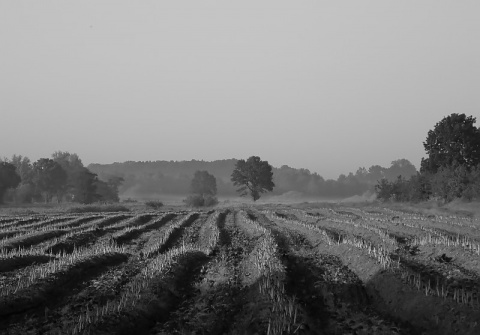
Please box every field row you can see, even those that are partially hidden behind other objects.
[1,206,479,334]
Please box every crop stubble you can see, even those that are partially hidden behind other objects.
[1,206,479,334]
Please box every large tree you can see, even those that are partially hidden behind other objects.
[0,161,21,203]
[231,156,275,201]
[69,167,99,204]
[52,151,85,201]
[32,158,67,203]
[10,155,33,182]
[421,113,480,173]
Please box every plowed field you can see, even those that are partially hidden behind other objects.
[1,205,479,334]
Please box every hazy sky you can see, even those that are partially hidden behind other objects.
[1,1,479,179]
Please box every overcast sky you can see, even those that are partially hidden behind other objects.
[1,1,479,179]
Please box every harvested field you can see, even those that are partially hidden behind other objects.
[0,205,479,334]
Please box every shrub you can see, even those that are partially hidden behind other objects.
[145,200,164,210]
[184,194,218,207]
[375,176,411,202]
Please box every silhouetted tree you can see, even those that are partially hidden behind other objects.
[32,158,67,203]
[421,113,480,173]
[0,161,21,203]
[231,156,274,201]
[70,167,99,204]
[52,151,85,201]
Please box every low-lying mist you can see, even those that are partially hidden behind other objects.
[88,159,418,204]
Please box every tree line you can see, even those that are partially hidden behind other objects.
[0,151,122,204]
[3,114,476,205]
[175,113,480,205]
[88,159,417,199]
[375,113,480,203]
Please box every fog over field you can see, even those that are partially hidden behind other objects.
[1,1,479,180]
[87,158,417,202]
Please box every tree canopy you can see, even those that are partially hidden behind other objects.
[0,162,21,203]
[32,158,67,203]
[0,152,124,204]
[8,155,35,203]
[421,113,480,173]
[52,151,100,203]
[69,167,99,204]
[231,156,275,201]
[191,170,217,197]
[376,113,480,203]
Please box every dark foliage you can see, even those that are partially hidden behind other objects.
[0,161,21,203]
[94,177,123,203]
[8,155,35,203]
[375,177,412,202]
[430,164,480,202]
[376,113,480,203]
[421,113,480,173]
[69,167,99,204]
[32,158,67,203]
[1,152,122,205]
[231,156,275,201]
[52,151,104,204]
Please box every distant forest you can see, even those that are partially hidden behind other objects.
[88,158,417,200]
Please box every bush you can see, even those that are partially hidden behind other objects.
[375,176,412,202]
[145,200,164,210]
[184,194,218,207]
